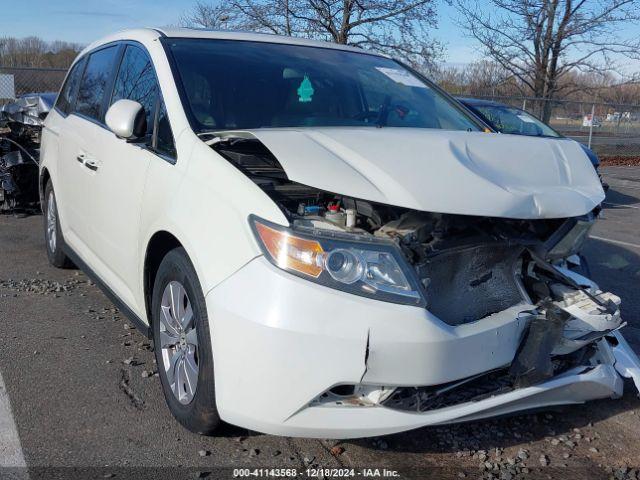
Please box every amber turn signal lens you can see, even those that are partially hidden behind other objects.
[254,222,324,277]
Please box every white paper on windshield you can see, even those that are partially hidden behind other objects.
[517,114,536,123]
[375,67,427,88]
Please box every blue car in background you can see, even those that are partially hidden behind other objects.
[457,97,606,276]
[457,97,601,170]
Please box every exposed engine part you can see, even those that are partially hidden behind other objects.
[210,135,403,231]
[293,216,350,232]
[421,244,526,325]
[324,204,346,227]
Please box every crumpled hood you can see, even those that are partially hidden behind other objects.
[242,127,605,219]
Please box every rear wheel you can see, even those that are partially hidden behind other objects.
[43,181,72,268]
[151,248,220,434]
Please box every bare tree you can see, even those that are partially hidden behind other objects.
[181,3,239,30]
[181,0,441,68]
[431,60,640,106]
[0,36,82,68]
[455,0,640,121]
[431,60,521,96]
[0,37,47,67]
[44,40,84,68]
[465,61,518,95]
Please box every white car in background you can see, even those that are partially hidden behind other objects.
[39,28,640,438]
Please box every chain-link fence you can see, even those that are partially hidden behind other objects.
[460,95,640,159]
[0,66,67,104]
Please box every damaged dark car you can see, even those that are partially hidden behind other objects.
[0,93,54,213]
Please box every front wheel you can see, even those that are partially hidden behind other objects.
[151,248,220,434]
[43,181,72,268]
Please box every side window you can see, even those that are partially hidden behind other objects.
[56,58,86,115]
[154,99,176,159]
[75,46,118,122]
[111,45,158,137]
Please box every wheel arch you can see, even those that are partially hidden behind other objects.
[143,230,184,325]
[39,167,51,209]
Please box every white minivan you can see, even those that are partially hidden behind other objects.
[40,28,640,439]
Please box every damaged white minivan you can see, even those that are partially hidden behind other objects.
[40,28,640,438]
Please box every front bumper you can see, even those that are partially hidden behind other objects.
[205,257,640,439]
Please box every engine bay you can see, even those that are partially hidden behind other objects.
[209,135,601,313]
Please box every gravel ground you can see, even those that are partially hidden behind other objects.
[0,166,639,480]
[601,157,640,167]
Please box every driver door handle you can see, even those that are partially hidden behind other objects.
[84,159,99,171]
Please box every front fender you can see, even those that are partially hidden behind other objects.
[136,133,287,319]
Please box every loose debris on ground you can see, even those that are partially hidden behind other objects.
[601,156,640,166]
[0,274,89,296]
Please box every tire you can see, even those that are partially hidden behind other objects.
[43,181,72,268]
[151,247,220,434]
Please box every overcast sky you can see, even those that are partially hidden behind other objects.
[2,0,639,71]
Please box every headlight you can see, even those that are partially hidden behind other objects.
[250,216,425,306]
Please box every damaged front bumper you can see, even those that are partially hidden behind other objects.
[206,256,640,439]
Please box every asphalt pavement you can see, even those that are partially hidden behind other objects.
[0,166,639,480]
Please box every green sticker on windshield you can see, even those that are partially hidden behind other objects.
[297,75,314,103]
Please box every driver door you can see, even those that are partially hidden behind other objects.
[83,43,162,310]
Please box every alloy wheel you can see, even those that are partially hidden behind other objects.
[159,281,199,404]
[46,192,57,253]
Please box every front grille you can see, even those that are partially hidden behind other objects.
[423,244,525,325]
[382,368,514,413]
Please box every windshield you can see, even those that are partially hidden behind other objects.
[472,104,560,138]
[164,38,481,133]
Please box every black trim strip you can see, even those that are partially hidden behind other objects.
[62,245,152,338]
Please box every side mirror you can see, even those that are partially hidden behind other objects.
[105,99,146,140]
